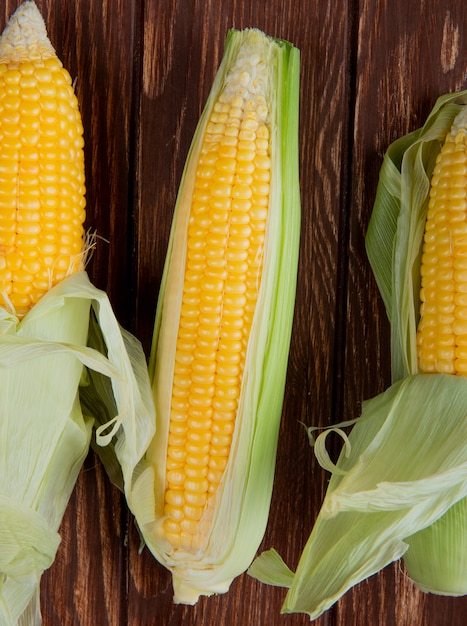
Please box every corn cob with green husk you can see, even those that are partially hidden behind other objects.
[94,28,301,603]
[248,93,467,618]
[0,4,155,625]
[401,104,467,596]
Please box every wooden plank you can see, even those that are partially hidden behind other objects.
[342,1,467,625]
[40,456,125,626]
[0,0,466,624]
[43,0,138,326]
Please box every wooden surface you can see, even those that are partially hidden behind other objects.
[2,0,467,624]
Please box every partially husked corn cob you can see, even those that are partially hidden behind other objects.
[417,108,467,375]
[0,0,85,318]
[262,94,467,621]
[403,105,467,596]
[143,28,300,602]
[244,96,467,620]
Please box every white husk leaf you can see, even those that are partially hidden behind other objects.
[404,497,467,596]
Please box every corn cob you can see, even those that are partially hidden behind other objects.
[248,96,467,619]
[139,28,301,602]
[0,0,85,318]
[0,5,156,626]
[417,107,467,375]
[363,94,467,598]
[402,106,467,595]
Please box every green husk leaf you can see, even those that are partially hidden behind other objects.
[312,427,352,476]
[250,93,467,619]
[249,374,467,619]
[0,271,155,626]
[80,309,156,498]
[0,273,92,626]
[103,28,301,604]
[366,90,467,382]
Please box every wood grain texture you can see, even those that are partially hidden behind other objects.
[0,0,466,624]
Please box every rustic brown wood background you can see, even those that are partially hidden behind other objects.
[2,0,467,624]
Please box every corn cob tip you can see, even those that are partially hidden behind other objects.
[0,1,55,63]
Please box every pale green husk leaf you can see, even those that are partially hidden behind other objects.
[249,374,467,619]
[404,498,467,596]
[0,271,155,626]
[110,28,301,603]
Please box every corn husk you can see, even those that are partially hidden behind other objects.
[94,28,301,604]
[249,92,467,618]
[0,271,155,626]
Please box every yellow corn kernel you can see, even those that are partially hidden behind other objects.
[417,113,467,374]
[143,27,300,605]
[0,1,85,318]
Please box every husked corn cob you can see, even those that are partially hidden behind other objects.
[0,0,85,318]
[162,58,272,551]
[144,28,300,602]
